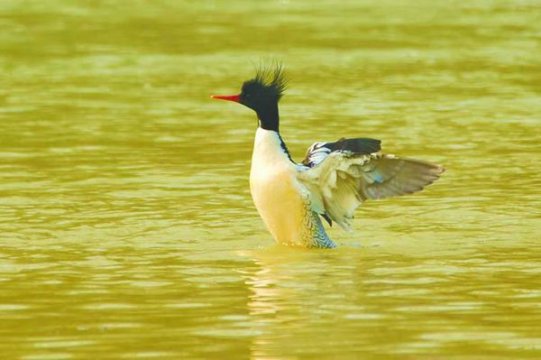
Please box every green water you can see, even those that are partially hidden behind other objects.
[1,0,540,359]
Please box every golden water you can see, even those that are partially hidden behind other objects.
[1,1,540,358]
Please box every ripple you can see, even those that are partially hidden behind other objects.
[164,303,211,309]
[121,352,176,359]
[0,304,29,312]
[32,339,95,349]
[344,313,384,320]
[81,303,136,311]
[21,354,73,360]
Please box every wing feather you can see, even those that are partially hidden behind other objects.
[298,145,444,230]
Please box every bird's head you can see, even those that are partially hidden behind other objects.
[212,65,287,131]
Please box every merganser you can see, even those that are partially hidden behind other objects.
[212,66,444,249]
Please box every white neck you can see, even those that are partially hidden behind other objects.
[251,128,292,169]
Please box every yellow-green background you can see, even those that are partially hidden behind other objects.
[1,0,540,359]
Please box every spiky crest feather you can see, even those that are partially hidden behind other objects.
[252,63,287,101]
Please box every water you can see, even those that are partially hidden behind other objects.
[1,0,540,358]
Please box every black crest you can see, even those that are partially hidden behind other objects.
[251,64,287,100]
[240,65,287,105]
[238,64,287,132]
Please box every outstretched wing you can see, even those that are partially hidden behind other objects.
[297,139,444,230]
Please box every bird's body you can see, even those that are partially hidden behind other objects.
[250,128,334,248]
[212,66,444,249]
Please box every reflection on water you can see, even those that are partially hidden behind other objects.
[244,247,541,358]
[1,0,540,358]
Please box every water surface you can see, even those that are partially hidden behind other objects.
[1,0,540,359]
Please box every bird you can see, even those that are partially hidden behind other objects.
[211,65,444,249]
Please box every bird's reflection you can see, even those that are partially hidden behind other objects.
[240,246,346,360]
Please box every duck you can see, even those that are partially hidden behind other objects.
[212,65,444,248]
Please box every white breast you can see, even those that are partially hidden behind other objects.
[249,128,312,246]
